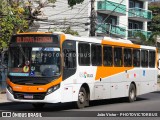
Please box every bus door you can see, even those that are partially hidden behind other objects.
[62,40,76,102]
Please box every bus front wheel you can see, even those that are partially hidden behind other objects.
[75,87,89,109]
[128,84,136,102]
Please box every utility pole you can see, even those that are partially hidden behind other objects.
[90,0,96,36]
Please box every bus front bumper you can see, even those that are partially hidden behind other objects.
[6,88,61,103]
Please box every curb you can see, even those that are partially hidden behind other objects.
[0,93,24,106]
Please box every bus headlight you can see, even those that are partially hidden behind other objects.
[46,84,60,95]
[7,85,13,94]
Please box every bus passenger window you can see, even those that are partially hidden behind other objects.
[141,50,148,67]
[91,44,102,66]
[103,46,113,66]
[114,47,122,67]
[78,43,90,66]
[149,51,155,68]
[64,49,76,68]
[133,49,140,67]
[124,48,132,67]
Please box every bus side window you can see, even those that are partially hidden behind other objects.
[141,50,148,67]
[103,46,113,66]
[91,44,102,66]
[149,50,155,68]
[114,47,122,67]
[124,48,132,67]
[78,43,90,66]
[133,49,140,67]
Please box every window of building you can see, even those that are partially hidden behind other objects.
[103,46,113,66]
[91,44,102,66]
[129,22,133,29]
[129,1,134,8]
[133,49,140,67]
[134,23,139,29]
[124,48,132,67]
[114,47,122,67]
[149,51,155,68]
[78,43,90,66]
[128,20,143,29]
[141,50,148,67]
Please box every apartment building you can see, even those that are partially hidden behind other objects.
[96,0,152,41]
[33,0,152,41]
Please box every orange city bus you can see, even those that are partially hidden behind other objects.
[6,32,158,109]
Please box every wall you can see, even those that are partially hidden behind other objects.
[30,0,90,36]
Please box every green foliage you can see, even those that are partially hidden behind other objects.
[68,0,84,7]
[48,0,57,3]
[134,31,160,46]
[148,2,160,32]
[134,32,147,44]
[51,27,79,36]
[62,27,79,35]
[0,0,29,49]
[148,32,160,46]
[0,0,84,49]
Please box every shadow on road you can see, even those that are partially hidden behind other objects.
[0,97,148,112]
[152,91,160,94]
[89,97,147,108]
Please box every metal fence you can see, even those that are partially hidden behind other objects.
[0,68,7,93]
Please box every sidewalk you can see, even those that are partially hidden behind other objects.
[0,93,9,103]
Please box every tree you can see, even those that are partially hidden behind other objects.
[147,32,160,46]
[134,31,160,46]
[148,2,160,32]
[0,0,84,49]
[134,32,147,45]
[62,27,79,36]
[51,27,79,36]
[0,0,28,49]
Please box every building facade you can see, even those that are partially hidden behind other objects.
[32,0,152,41]
[96,0,152,40]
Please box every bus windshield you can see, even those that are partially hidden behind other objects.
[9,47,61,77]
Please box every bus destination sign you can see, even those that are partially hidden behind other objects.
[16,37,53,43]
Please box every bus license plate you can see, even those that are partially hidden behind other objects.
[24,94,33,99]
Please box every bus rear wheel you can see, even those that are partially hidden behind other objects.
[75,87,89,109]
[128,84,136,102]
[32,103,45,109]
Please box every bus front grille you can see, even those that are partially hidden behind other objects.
[13,92,46,100]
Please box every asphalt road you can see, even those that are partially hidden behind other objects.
[0,91,160,120]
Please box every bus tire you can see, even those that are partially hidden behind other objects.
[75,87,88,109]
[32,103,45,109]
[128,84,136,102]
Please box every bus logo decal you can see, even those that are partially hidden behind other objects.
[79,72,93,78]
